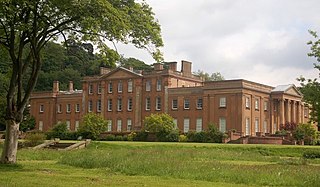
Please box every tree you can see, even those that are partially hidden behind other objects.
[293,123,317,145]
[298,30,320,130]
[118,56,152,71]
[0,0,163,163]
[78,113,108,140]
[194,70,225,81]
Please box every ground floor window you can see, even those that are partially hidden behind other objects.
[245,118,250,135]
[255,118,259,133]
[219,117,226,133]
[107,120,112,132]
[183,118,190,133]
[263,120,267,133]
[39,121,43,131]
[196,118,202,132]
[75,121,79,131]
[117,119,122,132]
[127,119,132,131]
[66,121,71,130]
[173,118,178,129]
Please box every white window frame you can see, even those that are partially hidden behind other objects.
[146,80,151,91]
[39,121,43,131]
[107,99,112,111]
[156,79,162,91]
[219,117,226,132]
[146,97,151,111]
[184,99,190,109]
[75,104,80,113]
[219,97,226,108]
[117,98,122,111]
[255,118,259,133]
[245,118,250,135]
[245,97,250,109]
[57,104,62,113]
[263,120,267,133]
[156,97,161,110]
[40,104,44,112]
[197,98,203,109]
[196,118,202,132]
[75,121,80,131]
[89,84,93,94]
[127,98,133,111]
[183,118,190,133]
[264,101,268,111]
[255,99,259,110]
[66,104,71,113]
[172,99,178,110]
[66,121,71,130]
[117,119,122,132]
[127,119,132,132]
[128,80,133,93]
[118,81,123,93]
[88,100,93,112]
[108,82,113,93]
[173,119,178,129]
[107,120,112,132]
[98,83,102,94]
[97,100,101,112]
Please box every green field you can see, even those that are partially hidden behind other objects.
[0,141,320,187]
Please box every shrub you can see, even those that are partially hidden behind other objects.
[293,123,317,145]
[206,124,224,143]
[115,135,123,141]
[179,134,188,142]
[303,150,320,159]
[78,113,108,140]
[133,131,148,141]
[105,134,115,141]
[128,132,137,141]
[164,130,179,142]
[25,132,45,147]
[46,122,68,140]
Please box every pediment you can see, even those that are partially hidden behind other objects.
[100,67,142,80]
[285,87,301,96]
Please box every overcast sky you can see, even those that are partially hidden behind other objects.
[116,0,320,87]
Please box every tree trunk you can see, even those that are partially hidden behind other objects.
[1,120,20,164]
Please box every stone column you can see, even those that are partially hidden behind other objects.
[297,101,301,123]
[280,99,285,127]
[270,99,274,134]
[292,101,296,123]
[286,99,290,123]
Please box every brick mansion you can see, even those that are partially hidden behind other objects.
[30,60,310,135]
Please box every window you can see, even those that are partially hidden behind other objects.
[88,100,93,112]
[117,98,122,111]
[263,120,267,133]
[264,101,268,111]
[76,104,80,113]
[255,118,259,133]
[255,99,259,110]
[197,98,203,109]
[156,79,162,91]
[75,121,79,131]
[39,121,43,131]
[98,83,102,94]
[183,118,190,133]
[128,80,133,93]
[127,119,132,131]
[156,97,161,110]
[245,118,250,135]
[118,81,123,93]
[146,80,151,91]
[173,119,178,129]
[219,97,226,107]
[107,120,112,132]
[89,84,93,94]
[66,121,70,130]
[107,99,112,111]
[108,82,113,93]
[146,97,151,111]
[127,98,133,111]
[184,99,190,109]
[57,104,62,113]
[97,100,101,112]
[196,118,202,132]
[245,97,250,109]
[219,117,226,132]
[39,105,44,112]
[117,119,122,132]
[172,99,178,110]
[66,104,71,113]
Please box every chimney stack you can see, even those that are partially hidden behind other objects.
[154,63,163,71]
[167,62,177,72]
[100,67,111,75]
[181,60,192,76]
[53,81,59,93]
[69,81,74,92]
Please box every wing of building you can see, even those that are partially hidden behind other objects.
[29,60,310,135]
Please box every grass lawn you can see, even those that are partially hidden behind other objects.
[0,141,320,186]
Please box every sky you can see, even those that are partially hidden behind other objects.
[116,0,320,87]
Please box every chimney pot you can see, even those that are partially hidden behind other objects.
[69,81,74,92]
[53,81,59,93]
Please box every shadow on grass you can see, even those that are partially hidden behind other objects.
[0,163,23,172]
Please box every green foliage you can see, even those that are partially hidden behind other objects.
[132,131,148,141]
[293,123,317,144]
[119,56,152,71]
[143,113,178,142]
[187,124,225,143]
[24,133,46,147]
[78,113,108,140]
[194,70,225,81]
[303,150,320,159]
[179,134,188,142]
[20,116,36,132]
[46,122,68,140]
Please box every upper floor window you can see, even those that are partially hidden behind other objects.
[146,80,151,91]
[39,105,44,112]
[184,99,190,109]
[255,99,259,110]
[127,98,133,111]
[156,79,162,91]
[172,99,178,110]
[97,99,102,112]
[117,98,122,111]
[118,81,123,93]
[197,98,203,109]
[219,97,226,108]
[128,80,133,93]
[156,97,161,110]
[108,82,113,93]
[89,84,93,94]
[98,83,102,94]
[57,104,62,113]
[88,100,93,112]
[263,101,268,111]
[75,104,80,113]
[245,97,250,109]
[66,104,71,113]
[107,99,112,111]
[146,97,151,111]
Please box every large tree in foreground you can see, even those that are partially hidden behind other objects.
[0,0,163,164]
